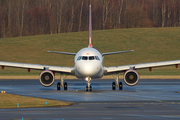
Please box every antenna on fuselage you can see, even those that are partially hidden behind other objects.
[88,5,93,48]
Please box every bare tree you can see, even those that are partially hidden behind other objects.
[153,0,158,26]
[102,0,114,29]
[7,0,11,36]
[179,1,180,26]
[57,0,64,33]
[79,0,84,31]
[68,1,75,32]
[162,0,166,27]
[117,0,124,28]
[20,0,25,36]
[1,0,180,38]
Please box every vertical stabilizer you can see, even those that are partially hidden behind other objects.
[88,5,93,48]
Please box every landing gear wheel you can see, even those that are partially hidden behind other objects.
[86,86,88,91]
[112,82,116,90]
[57,82,61,90]
[64,82,67,90]
[119,82,123,90]
[90,86,92,92]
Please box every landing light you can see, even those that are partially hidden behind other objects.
[85,77,91,81]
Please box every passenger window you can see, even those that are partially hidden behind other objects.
[89,56,95,60]
[82,56,88,60]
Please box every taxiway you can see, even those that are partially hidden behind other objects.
[0,79,180,120]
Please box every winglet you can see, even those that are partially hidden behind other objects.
[88,5,93,48]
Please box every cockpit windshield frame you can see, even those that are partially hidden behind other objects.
[82,56,88,60]
[77,56,100,61]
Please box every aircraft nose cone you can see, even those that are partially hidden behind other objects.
[82,64,95,76]
[77,62,100,77]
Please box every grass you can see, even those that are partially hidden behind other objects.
[0,27,180,75]
[0,93,72,108]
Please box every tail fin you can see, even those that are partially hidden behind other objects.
[88,5,93,48]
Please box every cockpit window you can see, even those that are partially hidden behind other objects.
[82,56,88,60]
[77,56,82,60]
[77,56,100,61]
[95,56,100,60]
[89,56,95,60]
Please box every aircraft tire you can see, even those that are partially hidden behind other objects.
[112,82,116,90]
[64,82,67,90]
[90,86,92,92]
[57,82,61,90]
[119,82,123,90]
[86,86,88,91]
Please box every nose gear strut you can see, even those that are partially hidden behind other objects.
[85,77,92,91]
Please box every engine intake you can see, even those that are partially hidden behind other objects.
[39,70,55,87]
[124,70,139,86]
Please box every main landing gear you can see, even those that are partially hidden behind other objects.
[112,74,123,90]
[57,74,68,90]
[85,77,92,92]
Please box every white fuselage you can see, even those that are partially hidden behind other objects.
[74,47,104,79]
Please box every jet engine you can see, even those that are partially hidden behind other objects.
[39,70,55,87]
[124,70,139,86]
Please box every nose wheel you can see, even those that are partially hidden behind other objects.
[86,86,92,91]
[85,77,92,92]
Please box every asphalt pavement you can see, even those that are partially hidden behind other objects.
[0,79,180,120]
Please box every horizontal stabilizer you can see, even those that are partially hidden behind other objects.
[102,50,134,56]
[47,51,76,55]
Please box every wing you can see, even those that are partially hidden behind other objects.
[0,61,74,74]
[102,50,134,56]
[47,51,76,55]
[105,60,180,74]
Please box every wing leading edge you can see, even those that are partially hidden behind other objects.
[105,60,180,74]
[47,51,76,55]
[102,50,134,56]
[0,61,74,74]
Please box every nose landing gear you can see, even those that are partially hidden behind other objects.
[85,77,92,92]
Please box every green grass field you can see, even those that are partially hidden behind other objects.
[0,93,72,108]
[0,27,180,76]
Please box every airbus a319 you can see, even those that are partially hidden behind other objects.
[1,5,180,91]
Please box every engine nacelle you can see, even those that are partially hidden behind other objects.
[39,70,55,87]
[124,70,139,86]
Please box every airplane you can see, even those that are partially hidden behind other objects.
[1,5,180,91]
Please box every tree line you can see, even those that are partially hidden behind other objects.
[0,0,180,38]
